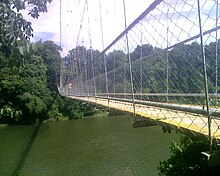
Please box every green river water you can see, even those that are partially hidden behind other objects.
[0,115,180,176]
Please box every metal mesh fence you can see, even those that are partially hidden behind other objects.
[61,0,220,142]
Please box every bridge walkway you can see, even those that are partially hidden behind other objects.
[69,96,220,140]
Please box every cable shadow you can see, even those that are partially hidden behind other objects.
[11,121,42,176]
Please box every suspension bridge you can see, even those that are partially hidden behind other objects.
[59,0,220,152]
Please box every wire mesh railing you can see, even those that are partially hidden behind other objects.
[60,0,220,146]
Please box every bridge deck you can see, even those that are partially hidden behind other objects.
[69,96,220,140]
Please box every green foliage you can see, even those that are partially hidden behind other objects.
[0,51,48,123]
[0,0,52,52]
[47,104,63,120]
[17,92,47,118]
[64,40,220,105]
[131,44,153,61]
[0,106,22,122]
[158,136,220,176]
[0,0,95,124]
[0,40,95,124]
[31,41,62,92]
[57,96,95,120]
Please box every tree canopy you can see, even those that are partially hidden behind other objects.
[158,136,220,176]
[62,40,219,104]
[0,41,95,124]
[0,0,52,55]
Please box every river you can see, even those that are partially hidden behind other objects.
[0,115,180,176]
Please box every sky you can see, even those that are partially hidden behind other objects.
[22,0,153,56]
[22,0,61,45]
[22,0,219,57]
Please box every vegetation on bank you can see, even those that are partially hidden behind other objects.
[0,40,96,124]
[158,135,220,176]
[0,1,95,124]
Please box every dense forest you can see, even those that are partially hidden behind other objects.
[62,40,220,105]
[0,41,95,124]
[0,0,95,124]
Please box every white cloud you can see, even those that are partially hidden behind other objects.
[21,0,153,56]
[22,0,60,44]
[20,0,219,58]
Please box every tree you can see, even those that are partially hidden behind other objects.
[0,40,96,124]
[0,0,52,55]
[158,136,220,176]
[31,41,62,92]
[131,44,153,61]
[0,51,51,123]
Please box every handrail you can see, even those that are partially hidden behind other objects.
[72,95,220,118]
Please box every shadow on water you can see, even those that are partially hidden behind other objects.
[11,92,59,175]
[11,122,42,176]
